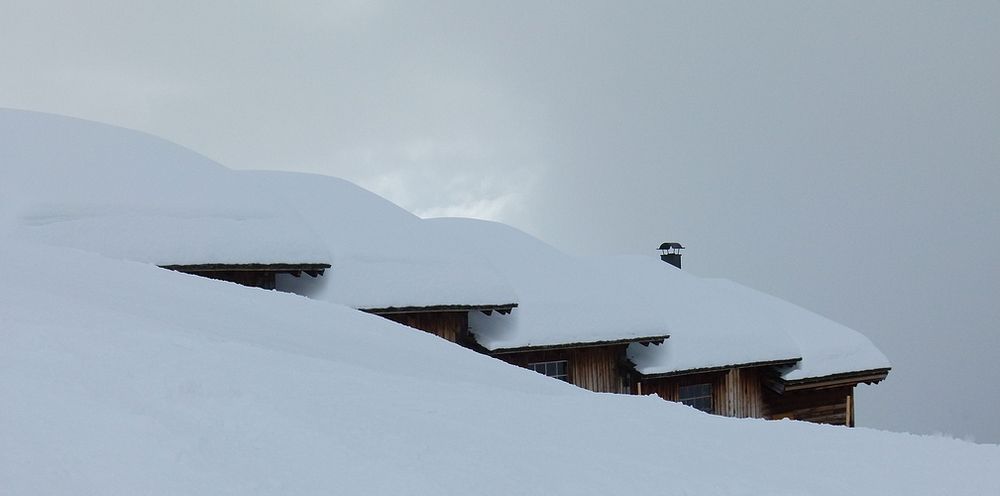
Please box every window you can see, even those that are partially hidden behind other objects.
[678,383,713,413]
[528,360,569,382]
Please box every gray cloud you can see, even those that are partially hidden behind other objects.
[2,1,997,441]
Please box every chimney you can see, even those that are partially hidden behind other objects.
[658,242,684,269]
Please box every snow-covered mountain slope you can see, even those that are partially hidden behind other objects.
[0,109,328,265]
[2,241,997,495]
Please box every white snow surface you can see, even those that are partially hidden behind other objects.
[0,108,888,382]
[0,111,989,494]
[0,109,329,265]
[705,279,892,381]
[2,238,998,495]
[423,218,673,350]
[594,255,804,373]
[244,170,517,310]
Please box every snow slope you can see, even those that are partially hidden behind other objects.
[0,109,328,265]
[2,238,998,495]
[245,170,516,310]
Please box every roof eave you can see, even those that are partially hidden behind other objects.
[489,334,670,355]
[161,263,332,272]
[362,303,519,315]
[777,367,891,392]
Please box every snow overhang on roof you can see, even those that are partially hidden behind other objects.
[706,279,892,383]
[489,334,669,355]
[768,367,892,394]
[634,357,802,380]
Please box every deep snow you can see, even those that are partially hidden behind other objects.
[2,108,988,495]
[1,239,997,495]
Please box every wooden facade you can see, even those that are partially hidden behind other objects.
[638,367,766,418]
[763,385,854,426]
[365,304,516,347]
[378,311,470,343]
[638,364,886,426]
[492,344,634,394]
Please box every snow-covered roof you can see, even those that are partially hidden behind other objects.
[704,279,891,382]
[0,109,329,266]
[591,256,803,374]
[423,218,671,350]
[424,218,886,380]
[244,171,517,310]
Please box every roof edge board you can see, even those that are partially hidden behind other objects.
[363,303,519,315]
[780,367,892,391]
[161,263,332,272]
[489,335,670,355]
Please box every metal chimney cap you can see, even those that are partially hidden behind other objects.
[658,242,685,251]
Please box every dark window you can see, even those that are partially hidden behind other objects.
[528,360,569,382]
[678,383,713,413]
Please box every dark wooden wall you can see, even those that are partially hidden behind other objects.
[638,367,765,418]
[721,367,765,418]
[763,385,855,426]
[380,311,469,344]
[181,270,276,289]
[494,345,631,393]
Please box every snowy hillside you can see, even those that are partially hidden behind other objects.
[2,109,998,494]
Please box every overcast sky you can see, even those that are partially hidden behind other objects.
[2,1,997,442]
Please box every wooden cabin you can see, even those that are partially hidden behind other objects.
[636,362,889,426]
[160,242,888,429]
[161,263,331,289]
[491,337,667,394]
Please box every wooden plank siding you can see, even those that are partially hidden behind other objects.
[176,269,278,289]
[638,367,765,418]
[721,367,765,418]
[380,311,469,344]
[493,345,631,393]
[763,385,854,426]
